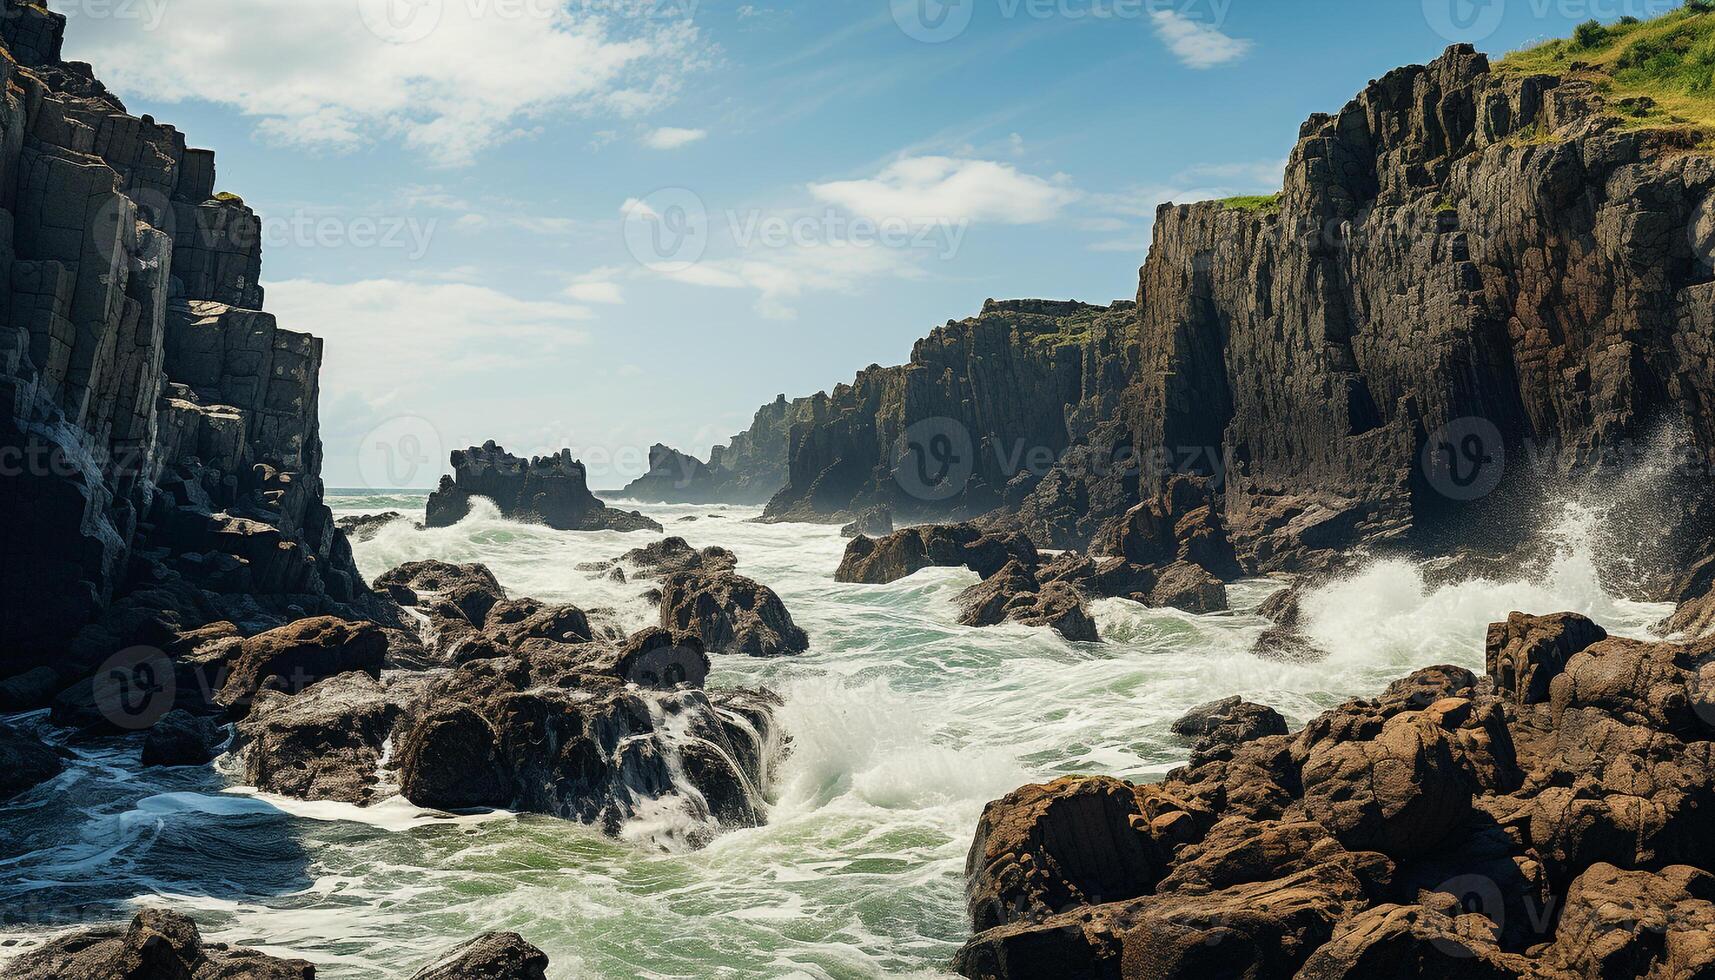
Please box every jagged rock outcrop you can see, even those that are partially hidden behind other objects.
[956,559,1098,642]
[617,443,722,503]
[657,570,810,657]
[5,908,316,979]
[0,3,387,679]
[759,300,1137,525]
[580,536,737,582]
[954,610,1715,979]
[425,441,661,533]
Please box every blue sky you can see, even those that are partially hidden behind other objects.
[59,0,1679,488]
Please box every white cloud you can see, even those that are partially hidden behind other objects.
[265,279,591,407]
[63,1,710,167]
[566,280,625,304]
[642,126,708,149]
[809,156,1079,225]
[1149,10,1253,69]
[659,242,923,321]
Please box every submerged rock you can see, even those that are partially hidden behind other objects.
[425,441,661,533]
[5,908,316,979]
[411,932,550,980]
[0,724,62,801]
[140,709,224,768]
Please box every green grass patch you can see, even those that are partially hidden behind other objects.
[1216,193,1283,213]
[1497,4,1715,139]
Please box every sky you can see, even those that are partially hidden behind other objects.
[56,0,1684,489]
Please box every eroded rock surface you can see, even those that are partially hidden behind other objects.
[955,610,1715,979]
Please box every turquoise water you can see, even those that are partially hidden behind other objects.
[0,490,1671,978]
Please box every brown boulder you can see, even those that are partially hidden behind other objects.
[216,616,387,714]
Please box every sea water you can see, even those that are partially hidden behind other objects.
[0,490,1672,978]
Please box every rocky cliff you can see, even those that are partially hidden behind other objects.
[0,1,380,677]
[751,42,1715,594]
[618,393,817,505]
[759,299,1137,525]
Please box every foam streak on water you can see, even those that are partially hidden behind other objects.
[0,490,1671,978]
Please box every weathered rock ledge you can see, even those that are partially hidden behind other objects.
[954,611,1715,979]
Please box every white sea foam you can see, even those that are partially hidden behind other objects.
[0,488,1677,977]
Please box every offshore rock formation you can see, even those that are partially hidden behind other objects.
[0,2,384,678]
[426,441,661,533]
[955,611,1715,979]
[618,394,819,505]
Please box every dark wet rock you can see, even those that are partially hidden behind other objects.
[216,616,388,715]
[0,665,63,713]
[615,628,711,689]
[140,709,223,767]
[4,908,315,979]
[425,441,661,533]
[841,506,894,539]
[335,511,407,542]
[0,724,62,801]
[834,524,1038,585]
[394,652,780,843]
[956,560,1098,642]
[374,560,505,597]
[235,671,421,804]
[1659,549,1715,640]
[411,931,550,980]
[1148,560,1229,614]
[1251,579,1330,663]
[588,537,737,581]
[1171,696,1289,762]
[658,571,809,657]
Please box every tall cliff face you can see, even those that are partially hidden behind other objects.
[760,43,1715,587]
[0,2,373,672]
[759,299,1137,524]
[1106,45,1715,575]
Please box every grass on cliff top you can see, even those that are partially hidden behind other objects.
[1216,193,1283,213]
[1497,4,1715,139]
